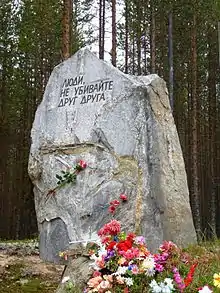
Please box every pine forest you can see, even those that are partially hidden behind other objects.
[1,0,220,240]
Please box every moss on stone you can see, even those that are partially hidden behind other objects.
[113,155,138,179]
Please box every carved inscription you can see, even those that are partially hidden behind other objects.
[58,75,113,108]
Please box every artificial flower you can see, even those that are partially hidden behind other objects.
[159,241,177,253]
[149,279,162,293]
[79,159,87,169]
[173,267,185,291]
[184,263,197,287]
[149,278,174,293]
[116,276,125,284]
[123,277,133,287]
[118,257,126,265]
[87,276,103,288]
[213,273,220,288]
[93,271,101,277]
[108,205,116,214]
[134,235,145,245]
[114,266,128,275]
[120,193,128,201]
[117,240,133,252]
[98,220,121,236]
[107,241,117,250]
[131,264,139,274]
[110,199,120,206]
[141,256,155,271]
[99,280,112,289]
[103,275,113,283]
[198,285,213,293]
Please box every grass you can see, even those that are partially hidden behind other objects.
[0,262,58,293]
[182,239,220,292]
[0,239,219,292]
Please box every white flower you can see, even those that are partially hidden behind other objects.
[198,286,213,293]
[146,268,155,277]
[149,280,162,293]
[142,256,155,271]
[123,277,133,287]
[61,276,70,283]
[160,284,173,293]
[149,279,174,293]
[164,278,174,290]
[90,254,98,261]
[114,266,128,275]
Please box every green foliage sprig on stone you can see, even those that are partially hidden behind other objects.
[56,170,77,186]
[46,160,87,199]
[55,160,87,186]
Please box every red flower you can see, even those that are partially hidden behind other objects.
[184,263,197,287]
[124,288,129,293]
[107,241,117,250]
[110,199,120,206]
[79,160,87,169]
[117,240,132,252]
[126,233,136,241]
[93,271,101,277]
[120,194,128,201]
[108,205,116,214]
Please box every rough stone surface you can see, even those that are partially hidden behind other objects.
[28,48,196,266]
[56,256,93,292]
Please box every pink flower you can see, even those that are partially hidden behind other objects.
[87,276,102,288]
[110,199,120,206]
[131,265,139,274]
[108,205,116,214]
[79,160,87,169]
[99,280,112,289]
[159,241,177,253]
[98,220,121,236]
[104,275,113,283]
[93,271,101,277]
[120,247,140,259]
[155,263,164,272]
[173,267,185,292]
[135,236,145,245]
[116,276,125,284]
[120,193,128,201]
[96,256,105,269]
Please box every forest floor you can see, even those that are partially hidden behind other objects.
[0,240,64,293]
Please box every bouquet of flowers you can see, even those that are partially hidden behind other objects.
[83,218,218,293]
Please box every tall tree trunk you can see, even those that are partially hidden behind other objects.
[168,12,174,111]
[218,22,220,66]
[99,0,105,59]
[124,0,129,73]
[99,0,103,59]
[190,13,201,238]
[150,0,156,73]
[136,1,141,75]
[61,0,72,60]
[208,26,217,236]
[111,0,116,66]
[132,34,135,74]
[101,0,105,59]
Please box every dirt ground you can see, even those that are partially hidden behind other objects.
[0,251,64,293]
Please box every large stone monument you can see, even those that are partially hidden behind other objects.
[28,48,196,266]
